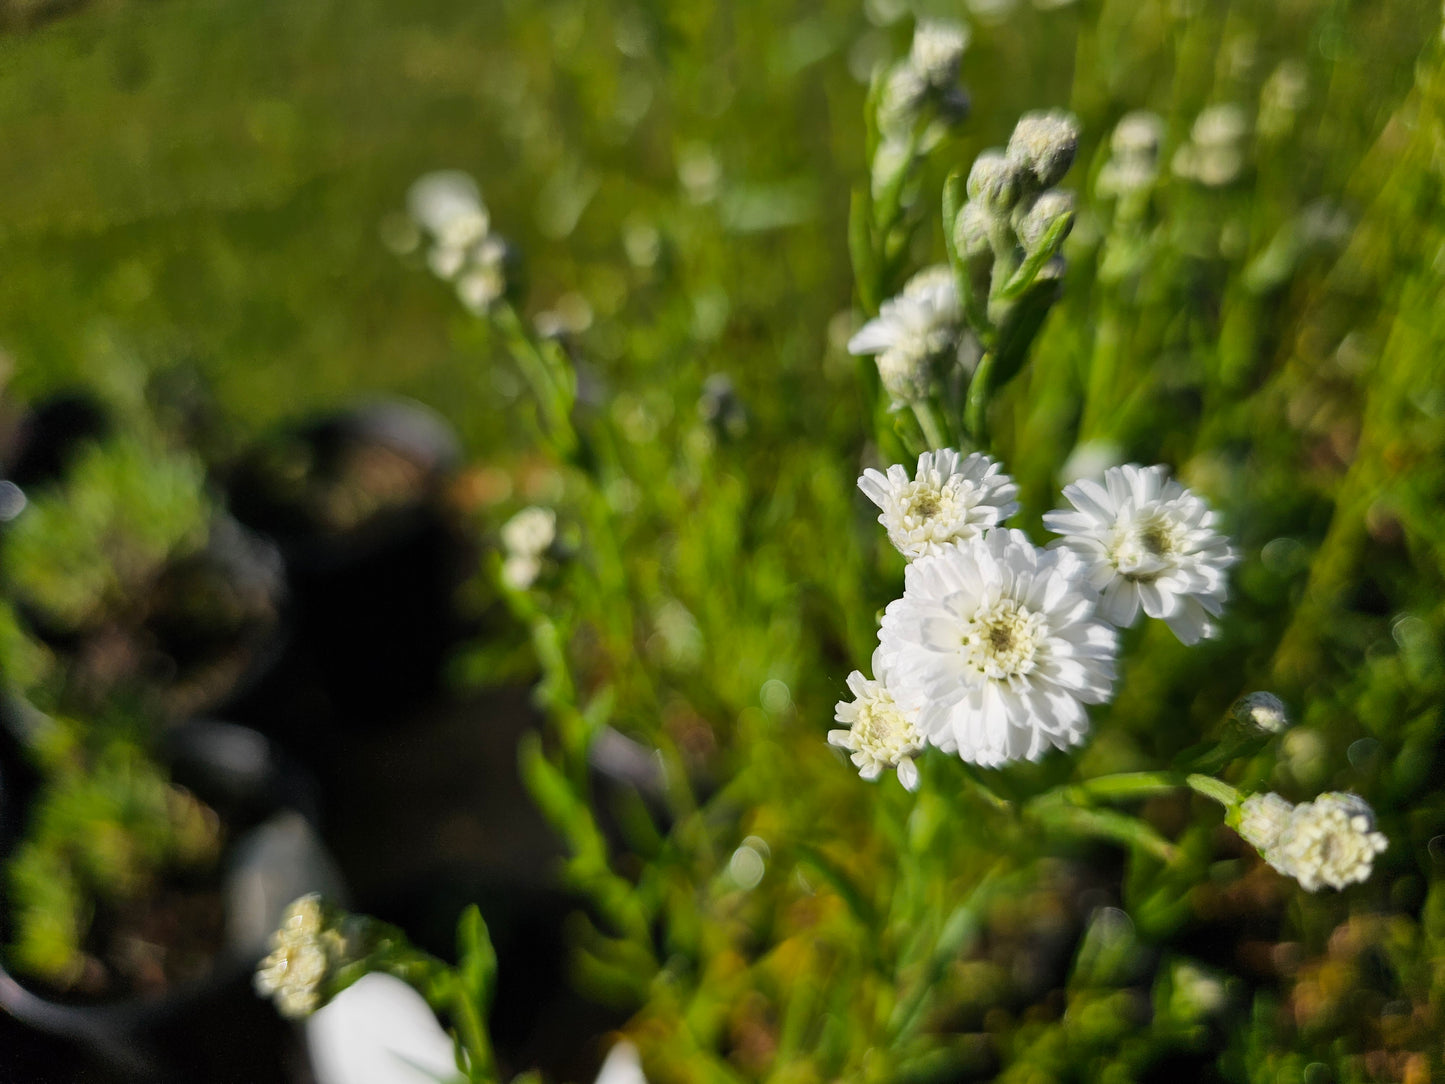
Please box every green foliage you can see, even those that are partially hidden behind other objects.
[5,0,1445,1078]
[5,711,220,988]
[3,435,210,632]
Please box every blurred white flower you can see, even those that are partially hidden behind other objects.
[501,506,556,557]
[878,529,1118,766]
[858,448,1018,560]
[407,171,490,249]
[829,651,926,791]
[254,894,339,1019]
[1266,792,1388,892]
[1043,464,1236,645]
[848,265,963,406]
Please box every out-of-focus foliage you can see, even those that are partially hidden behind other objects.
[4,0,1445,1079]
[3,436,210,632]
[5,708,221,990]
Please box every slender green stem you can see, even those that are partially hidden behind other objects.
[1045,770,1241,810]
[451,978,499,1083]
[911,398,950,451]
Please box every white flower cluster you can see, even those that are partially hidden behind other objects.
[1096,111,1165,200]
[848,266,969,408]
[500,505,556,590]
[831,452,1236,784]
[1234,792,1388,892]
[254,894,348,1019]
[406,171,513,313]
[1172,104,1249,188]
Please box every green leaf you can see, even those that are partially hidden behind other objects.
[455,905,498,1016]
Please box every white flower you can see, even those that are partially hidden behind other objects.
[1234,792,1293,853]
[878,530,1119,766]
[828,652,926,791]
[1043,464,1236,645]
[255,894,341,1019]
[847,266,963,405]
[501,506,556,558]
[1265,792,1388,892]
[407,171,489,249]
[858,449,1019,560]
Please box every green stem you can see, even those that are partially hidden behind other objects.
[1045,770,1241,810]
[451,977,499,1083]
[963,350,996,446]
[911,398,950,451]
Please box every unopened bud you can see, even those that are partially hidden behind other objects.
[1013,189,1075,253]
[954,201,992,257]
[878,62,928,135]
[1007,110,1081,190]
[876,345,933,406]
[965,150,1021,214]
[1231,691,1290,734]
[1110,111,1165,160]
[909,18,969,88]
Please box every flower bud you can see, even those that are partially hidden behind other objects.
[878,62,928,135]
[876,344,933,406]
[909,18,969,88]
[965,150,1022,214]
[1231,691,1290,734]
[1110,110,1165,160]
[954,201,992,257]
[1006,110,1080,189]
[1012,189,1075,253]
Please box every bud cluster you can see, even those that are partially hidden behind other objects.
[952,111,1080,312]
[1096,110,1165,200]
[254,894,355,1019]
[405,170,516,313]
[871,18,971,199]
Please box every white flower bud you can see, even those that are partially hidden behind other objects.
[1110,110,1165,160]
[966,150,1022,214]
[1006,110,1081,189]
[909,18,969,88]
[878,62,928,135]
[954,200,992,257]
[1231,691,1290,734]
[875,344,933,405]
[1235,792,1293,853]
[1012,189,1075,253]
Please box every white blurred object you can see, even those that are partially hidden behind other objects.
[307,973,463,1084]
[226,812,347,958]
[595,1040,648,1084]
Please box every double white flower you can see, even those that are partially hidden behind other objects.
[1044,463,1236,645]
[858,448,1018,560]
[877,529,1118,767]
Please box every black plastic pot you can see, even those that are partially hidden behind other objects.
[0,718,338,1083]
[223,399,474,732]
